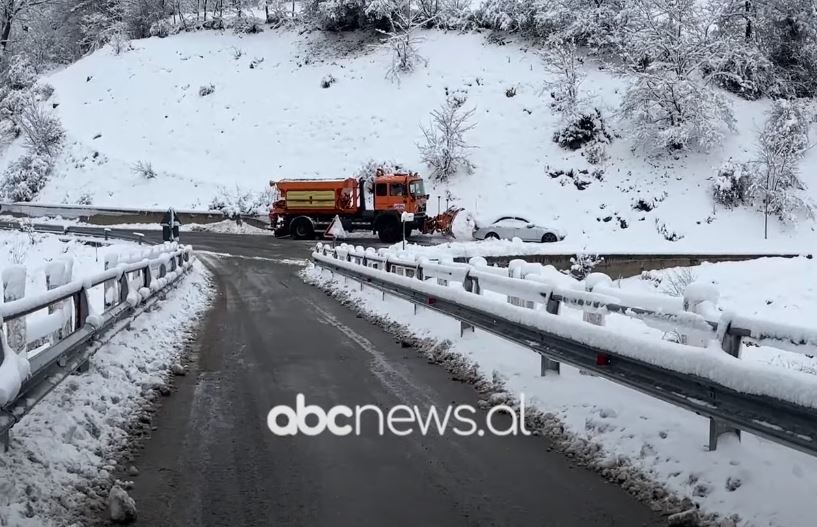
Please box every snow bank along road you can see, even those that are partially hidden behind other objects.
[114,231,662,527]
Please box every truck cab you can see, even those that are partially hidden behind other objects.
[371,171,427,217]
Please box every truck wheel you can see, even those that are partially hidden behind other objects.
[291,217,315,240]
[541,232,558,243]
[377,216,401,244]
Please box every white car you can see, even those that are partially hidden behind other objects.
[473,216,565,243]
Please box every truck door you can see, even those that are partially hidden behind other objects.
[375,183,387,210]
[389,183,408,210]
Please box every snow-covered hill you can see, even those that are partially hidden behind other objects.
[2,28,816,250]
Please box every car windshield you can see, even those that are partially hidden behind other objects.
[409,179,425,196]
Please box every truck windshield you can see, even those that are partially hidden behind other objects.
[409,180,425,196]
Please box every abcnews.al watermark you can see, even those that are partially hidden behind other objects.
[267,394,532,437]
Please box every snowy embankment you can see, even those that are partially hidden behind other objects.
[1,29,814,251]
[0,263,212,527]
[0,230,213,525]
[303,255,817,527]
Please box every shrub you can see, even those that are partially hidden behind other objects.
[0,153,53,202]
[17,96,65,157]
[706,46,779,101]
[149,19,174,38]
[307,0,369,31]
[199,84,215,97]
[34,83,55,100]
[232,15,265,34]
[565,253,603,280]
[5,56,37,91]
[660,268,697,297]
[132,160,157,179]
[552,108,611,151]
[713,160,749,208]
[584,140,608,165]
[419,95,477,182]
[209,185,271,216]
[202,17,226,30]
[321,74,337,89]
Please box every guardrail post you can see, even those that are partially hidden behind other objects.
[103,255,118,309]
[118,271,130,304]
[708,326,743,451]
[540,293,561,375]
[45,261,71,341]
[2,266,27,353]
[73,288,90,331]
[104,228,111,241]
[135,232,144,245]
[709,419,740,452]
[583,273,611,327]
[682,282,719,347]
[507,260,532,308]
[142,265,152,289]
[460,272,479,336]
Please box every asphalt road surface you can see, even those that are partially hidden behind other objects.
[109,232,662,527]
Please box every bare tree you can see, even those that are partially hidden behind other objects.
[375,0,430,82]
[1,0,56,52]
[540,37,584,112]
[418,95,477,182]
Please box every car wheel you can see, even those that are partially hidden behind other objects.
[541,232,558,243]
[485,232,500,240]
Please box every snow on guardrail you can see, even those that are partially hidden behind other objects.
[312,243,817,411]
[0,242,194,410]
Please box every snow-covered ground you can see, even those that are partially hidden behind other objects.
[303,254,817,527]
[1,28,815,251]
[0,252,212,526]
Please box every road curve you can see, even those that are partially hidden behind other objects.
[117,234,662,527]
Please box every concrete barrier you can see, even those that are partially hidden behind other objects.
[0,202,270,228]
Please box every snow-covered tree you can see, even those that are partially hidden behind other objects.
[476,0,535,33]
[621,70,735,151]
[0,152,52,201]
[745,99,813,238]
[305,0,369,30]
[619,0,736,151]
[374,0,428,82]
[540,37,583,111]
[419,94,477,181]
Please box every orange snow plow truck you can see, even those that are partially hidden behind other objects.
[270,170,458,243]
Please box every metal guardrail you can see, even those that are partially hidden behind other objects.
[0,220,158,245]
[0,239,195,449]
[312,243,817,457]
